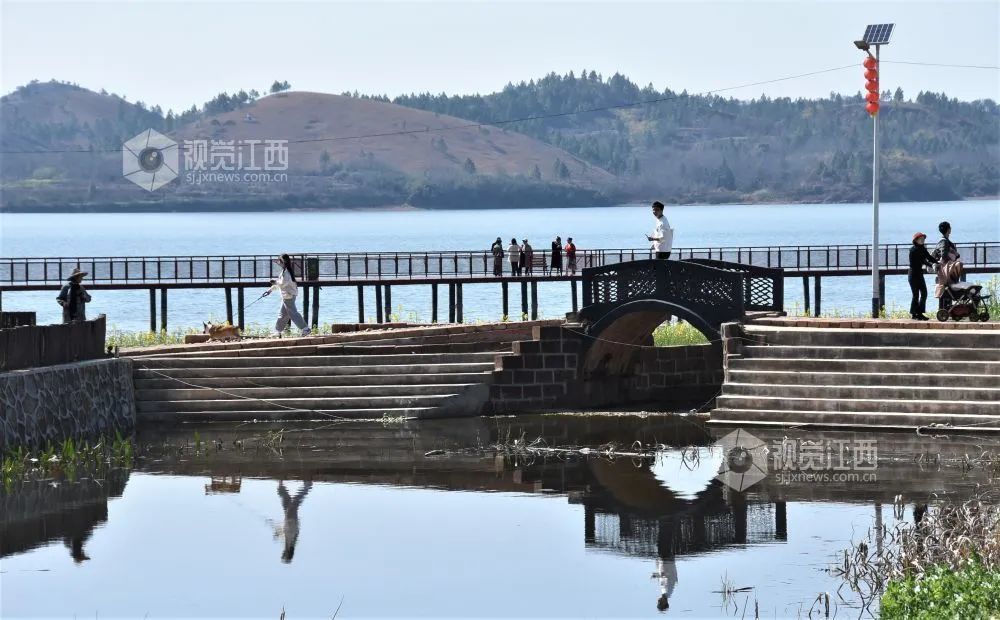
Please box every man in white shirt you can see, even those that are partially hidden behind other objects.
[646,201,673,260]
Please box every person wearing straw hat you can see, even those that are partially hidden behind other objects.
[56,268,92,323]
[908,232,937,321]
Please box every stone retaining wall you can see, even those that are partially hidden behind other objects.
[0,358,136,452]
[491,324,723,413]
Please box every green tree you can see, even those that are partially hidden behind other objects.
[269,80,291,94]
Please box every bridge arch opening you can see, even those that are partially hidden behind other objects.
[582,299,718,375]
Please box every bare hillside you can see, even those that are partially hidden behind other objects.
[177,91,615,188]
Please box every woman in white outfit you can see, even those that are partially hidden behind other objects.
[269,253,311,337]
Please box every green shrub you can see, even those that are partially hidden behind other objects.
[652,321,708,346]
[881,561,1000,619]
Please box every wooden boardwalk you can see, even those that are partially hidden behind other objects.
[1,242,996,329]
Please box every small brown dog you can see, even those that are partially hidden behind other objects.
[203,322,242,341]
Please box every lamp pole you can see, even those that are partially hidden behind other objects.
[871,43,881,319]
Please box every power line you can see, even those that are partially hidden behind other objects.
[1,59,995,157]
[882,60,1000,70]
[1,63,858,155]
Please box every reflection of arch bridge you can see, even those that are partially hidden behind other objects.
[579,259,783,342]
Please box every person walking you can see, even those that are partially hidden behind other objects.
[521,239,534,275]
[491,237,504,276]
[551,236,563,275]
[932,221,961,309]
[647,201,674,259]
[507,238,521,276]
[267,253,311,337]
[564,237,578,274]
[56,267,92,323]
[908,232,936,321]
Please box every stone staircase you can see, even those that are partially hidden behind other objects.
[710,324,1000,431]
[128,323,555,422]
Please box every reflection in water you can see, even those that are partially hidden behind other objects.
[0,469,129,561]
[3,415,998,617]
[275,480,312,563]
[653,557,677,612]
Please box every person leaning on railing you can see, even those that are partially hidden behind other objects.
[56,267,91,323]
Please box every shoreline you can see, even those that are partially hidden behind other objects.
[1,195,995,214]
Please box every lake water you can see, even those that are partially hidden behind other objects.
[2,415,996,618]
[0,201,997,330]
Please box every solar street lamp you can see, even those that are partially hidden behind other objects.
[855,23,894,318]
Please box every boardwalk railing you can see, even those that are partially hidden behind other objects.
[0,315,106,371]
[1,242,997,288]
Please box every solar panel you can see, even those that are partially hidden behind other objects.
[863,24,895,45]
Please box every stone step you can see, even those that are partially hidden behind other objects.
[133,362,496,378]
[742,345,1000,362]
[728,357,1000,376]
[133,372,493,390]
[135,352,499,369]
[716,394,1000,416]
[723,382,1000,402]
[135,383,479,402]
[708,408,1000,431]
[726,369,995,389]
[136,393,458,413]
[317,342,510,355]
[140,340,512,359]
[139,407,438,423]
[745,326,1000,349]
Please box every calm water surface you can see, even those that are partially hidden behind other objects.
[1,201,996,330]
[2,415,995,618]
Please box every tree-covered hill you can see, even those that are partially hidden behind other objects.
[390,71,1000,203]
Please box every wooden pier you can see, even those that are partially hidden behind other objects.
[1,242,996,329]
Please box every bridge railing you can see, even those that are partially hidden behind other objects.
[672,241,998,272]
[683,259,784,313]
[581,259,746,330]
[0,241,996,287]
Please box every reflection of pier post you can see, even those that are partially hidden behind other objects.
[585,505,596,543]
[775,501,787,541]
[875,502,884,556]
[732,493,747,544]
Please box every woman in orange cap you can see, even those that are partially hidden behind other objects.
[908,232,937,320]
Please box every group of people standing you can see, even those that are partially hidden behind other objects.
[490,236,578,276]
[908,220,962,320]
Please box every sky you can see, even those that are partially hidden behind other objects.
[1,0,998,113]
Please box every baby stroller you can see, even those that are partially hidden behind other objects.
[936,282,991,322]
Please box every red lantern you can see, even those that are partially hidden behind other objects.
[863,57,877,70]
[864,69,878,80]
[866,102,880,116]
[866,91,880,103]
[865,80,879,93]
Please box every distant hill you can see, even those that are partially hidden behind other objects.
[178,91,614,188]
[0,82,616,210]
[0,81,163,153]
[391,71,1000,203]
[1,75,998,210]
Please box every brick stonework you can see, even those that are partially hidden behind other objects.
[490,325,723,413]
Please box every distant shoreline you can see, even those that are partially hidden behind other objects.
[0,195,996,214]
